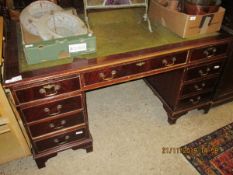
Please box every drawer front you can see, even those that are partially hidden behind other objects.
[181,78,217,96]
[21,95,83,123]
[15,75,81,103]
[28,111,85,138]
[177,92,212,109]
[184,61,224,81]
[84,51,187,86]
[190,43,228,62]
[34,127,88,152]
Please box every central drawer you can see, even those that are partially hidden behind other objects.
[83,51,187,86]
[28,111,85,138]
[21,95,83,123]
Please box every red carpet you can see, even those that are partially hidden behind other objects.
[181,123,233,175]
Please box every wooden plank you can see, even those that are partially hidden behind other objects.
[0,83,31,164]
[0,16,3,66]
[0,116,8,125]
[0,124,10,135]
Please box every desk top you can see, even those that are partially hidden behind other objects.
[18,8,218,72]
[3,8,231,86]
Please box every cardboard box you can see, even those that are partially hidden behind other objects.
[149,0,225,38]
[20,9,96,65]
[21,26,96,65]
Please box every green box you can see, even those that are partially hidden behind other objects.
[23,34,96,65]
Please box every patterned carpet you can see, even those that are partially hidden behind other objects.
[181,123,233,175]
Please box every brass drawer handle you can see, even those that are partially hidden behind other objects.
[136,62,145,67]
[49,119,66,130]
[162,57,176,67]
[44,104,62,116]
[203,47,217,58]
[53,135,70,145]
[99,70,117,81]
[198,67,211,76]
[189,96,201,105]
[39,84,61,97]
[194,83,206,91]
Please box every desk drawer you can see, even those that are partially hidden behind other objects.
[177,92,212,109]
[181,78,217,96]
[28,111,85,138]
[34,127,88,152]
[184,61,223,81]
[189,43,228,62]
[21,95,83,123]
[83,51,187,86]
[15,75,81,104]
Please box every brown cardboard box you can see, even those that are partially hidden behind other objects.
[149,0,225,38]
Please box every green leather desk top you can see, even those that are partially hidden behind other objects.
[18,8,218,72]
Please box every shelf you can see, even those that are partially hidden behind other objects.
[0,116,9,125]
[0,124,10,135]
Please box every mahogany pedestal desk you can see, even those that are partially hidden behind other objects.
[2,9,233,168]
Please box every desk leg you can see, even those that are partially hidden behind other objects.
[163,105,188,125]
[198,104,211,114]
[167,112,188,125]
[85,145,93,153]
[162,104,188,124]
[34,153,57,169]
[163,103,211,124]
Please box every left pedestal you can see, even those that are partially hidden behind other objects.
[6,74,93,168]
